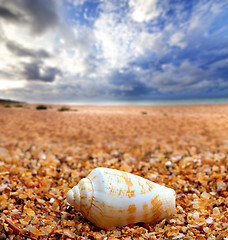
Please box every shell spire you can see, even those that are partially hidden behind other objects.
[66,167,176,229]
[66,185,80,210]
[66,178,93,217]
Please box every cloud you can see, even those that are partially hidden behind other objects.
[6,41,50,58]
[67,0,87,7]
[118,59,219,98]
[169,32,186,48]
[0,0,60,35]
[0,80,27,91]
[19,0,60,34]
[108,69,151,98]
[0,0,228,102]
[23,61,61,82]
[150,61,214,93]
[133,32,165,57]
[94,11,134,68]
[129,0,160,22]
[0,6,22,22]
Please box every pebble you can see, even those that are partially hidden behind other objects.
[165,160,172,168]
[212,207,220,215]
[206,217,213,224]
[192,211,199,220]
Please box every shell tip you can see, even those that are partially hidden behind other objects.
[66,189,74,205]
[66,186,80,210]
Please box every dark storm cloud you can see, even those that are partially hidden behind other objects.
[6,41,50,58]
[19,0,60,34]
[0,0,60,35]
[0,6,22,22]
[23,61,61,82]
[109,70,150,97]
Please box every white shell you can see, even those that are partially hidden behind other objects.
[66,167,176,228]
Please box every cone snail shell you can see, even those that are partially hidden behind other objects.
[66,167,176,229]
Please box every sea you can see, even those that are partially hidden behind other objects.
[66,97,228,106]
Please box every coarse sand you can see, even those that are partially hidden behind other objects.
[0,104,227,239]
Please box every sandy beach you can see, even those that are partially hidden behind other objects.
[1,104,228,146]
[0,104,227,239]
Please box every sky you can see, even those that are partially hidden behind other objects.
[0,0,228,103]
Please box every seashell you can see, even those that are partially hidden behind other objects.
[66,167,176,229]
